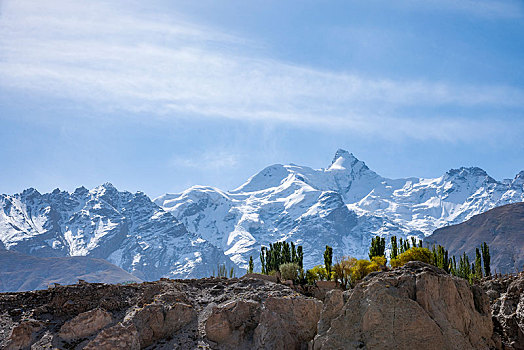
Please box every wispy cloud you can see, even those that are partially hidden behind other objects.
[0,0,523,142]
[170,151,239,170]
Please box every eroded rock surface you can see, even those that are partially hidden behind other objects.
[483,272,524,350]
[313,261,495,350]
[0,277,311,349]
[59,308,112,340]
[1,266,518,350]
[4,319,43,350]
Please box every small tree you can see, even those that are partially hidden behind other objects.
[333,256,357,289]
[248,256,254,274]
[297,245,304,269]
[391,236,398,260]
[481,242,491,277]
[474,248,483,281]
[349,258,383,283]
[306,265,329,284]
[369,236,386,260]
[458,253,471,279]
[324,245,333,280]
[215,264,227,277]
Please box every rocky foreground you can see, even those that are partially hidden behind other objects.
[0,262,522,350]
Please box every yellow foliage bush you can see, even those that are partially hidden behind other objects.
[306,265,330,284]
[349,258,383,282]
[333,256,357,288]
[390,247,432,268]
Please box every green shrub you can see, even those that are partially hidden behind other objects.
[279,262,300,281]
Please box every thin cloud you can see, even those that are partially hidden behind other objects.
[401,0,524,19]
[0,0,523,142]
[170,151,239,171]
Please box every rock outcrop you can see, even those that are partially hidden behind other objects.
[313,261,495,350]
[4,319,43,350]
[483,272,524,350]
[59,308,112,340]
[2,263,519,349]
[0,277,317,349]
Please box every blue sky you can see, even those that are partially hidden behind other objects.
[1,0,523,197]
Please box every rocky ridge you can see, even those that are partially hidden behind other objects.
[0,276,320,349]
[426,202,524,274]
[2,262,521,350]
[0,250,141,293]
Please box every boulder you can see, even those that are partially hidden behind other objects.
[4,319,43,350]
[313,262,495,350]
[204,296,322,350]
[124,302,196,348]
[84,322,140,350]
[205,300,261,347]
[59,308,112,340]
[254,296,322,349]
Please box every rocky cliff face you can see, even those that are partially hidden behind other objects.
[313,261,495,350]
[0,276,321,349]
[482,272,524,350]
[2,262,518,350]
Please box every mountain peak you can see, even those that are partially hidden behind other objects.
[445,167,489,178]
[512,171,524,186]
[73,186,88,195]
[329,149,370,173]
[444,167,497,185]
[21,188,41,197]
[91,182,119,197]
[331,149,355,164]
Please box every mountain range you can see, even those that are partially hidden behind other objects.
[1,149,523,283]
[0,250,141,292]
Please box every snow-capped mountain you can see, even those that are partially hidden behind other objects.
[0,183,236,280]
[155,149,524,271]
[1,149,523,278]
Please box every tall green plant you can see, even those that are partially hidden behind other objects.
[324,245,333,280]
[369,236,385,260]
[248,256,254,274]
[390,236,398,260]
[481,242,491,276]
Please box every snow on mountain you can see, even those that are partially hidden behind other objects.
[1,149,523,277]
[0,184,237,280]
[155,149,524,271]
